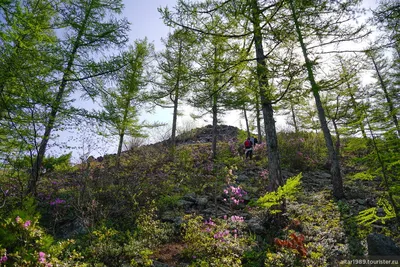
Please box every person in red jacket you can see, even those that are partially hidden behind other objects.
[244,137,253,159]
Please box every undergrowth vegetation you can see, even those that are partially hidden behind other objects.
[0,129,399,266]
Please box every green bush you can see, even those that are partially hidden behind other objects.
[278,131,326,170]
[0,198,85,266]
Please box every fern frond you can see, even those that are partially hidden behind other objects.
[257,173,302,213]
[350,172,374,181]
[356,197,396,226]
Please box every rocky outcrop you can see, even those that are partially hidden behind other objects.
[367,233,400,256]
[157,124,240,146]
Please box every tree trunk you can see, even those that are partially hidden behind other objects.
[289,0,344,199]
[349,92,367,139]
[171,93,179,147]
[332,119,341,157]
[243,105,250,138]
[250,0,283,191]
[255,92,263,143]
[29,57,75,195]
[212,94,218,160]
[370,55,400,137]
[28,0,94,196]
[211,46,219,161]
[290,102,299,133]
[116,133,124,166]
[171,41,183,148]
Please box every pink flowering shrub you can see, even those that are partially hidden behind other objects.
[0,199,84,266]
[0,249,7,264]
[259,169,269,181]
[182,215,254,266]
[0,213,55,266]
[253,143,267,158]
[223,185,248,209]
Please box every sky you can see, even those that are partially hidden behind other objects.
[123,0,207,130]
[122,0,246,133]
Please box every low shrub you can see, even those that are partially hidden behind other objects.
[181,215,254,266]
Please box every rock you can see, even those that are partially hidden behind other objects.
[183,193,197,202]
[160,211,177,222]
[196,197,208,207]
[152,261,171,267]
[282,170,295,179]
[319,172,331,179]
[376,207,385,217]
[367,233,400,256]
[247,218,265,234]
[366,198,377,207]
[356,199,366,205]
[236,174,248,183]
[177,200,194,210]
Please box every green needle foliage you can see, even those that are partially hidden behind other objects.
[97,39,152,165]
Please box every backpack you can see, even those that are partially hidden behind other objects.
[244,140,251,148]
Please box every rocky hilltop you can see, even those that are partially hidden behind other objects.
[159,124,241,145]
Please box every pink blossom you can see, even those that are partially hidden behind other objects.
[38,251,46,263]
[214,230,230,240]
[204,218,216,226]
[50,198,66,206]
[0,255,7,263]
[15,216,21,223]
[230,216,244,223]
[23,220,31,229]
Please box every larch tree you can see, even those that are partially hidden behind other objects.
[336,56,368,139]
[152,29,197,148]
[0,0,58,182]
[27,0,129,195]
[367,50,400,137]
[287,0,369,199]
[190,32,240,160]
[98,39,152,166]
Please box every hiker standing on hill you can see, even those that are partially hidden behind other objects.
[244,137,253,159]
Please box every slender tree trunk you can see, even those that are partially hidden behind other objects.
[243,105,250,138]
[332,119,341,157]
[289,0,344,199]
[211,46,219,161]
[28,0,94,196]
[171,94,179,147]
[171,41,183,148]
[255,92,262,143]
[290,102,299,133]
[212,94,218,160]
[349,92,367,139]
[370,55,400,137]
[117,133,124,163]
[116,95,131,167]
[29,57,75,195]
[250,0,283,191]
